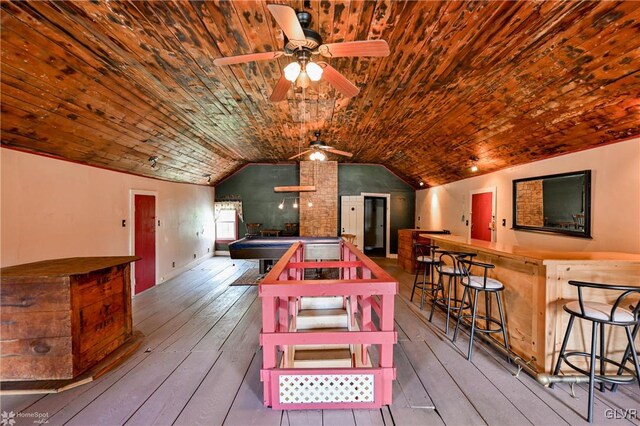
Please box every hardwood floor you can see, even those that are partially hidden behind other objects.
[2,256,638,426]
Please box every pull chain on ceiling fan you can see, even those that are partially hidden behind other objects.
[213,4,390,101]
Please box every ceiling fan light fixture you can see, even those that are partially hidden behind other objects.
[306,61,323,81]
[284,61,301,82]
[310,151,326,161]
[297,70,311,88]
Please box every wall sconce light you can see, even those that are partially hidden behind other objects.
[307,201,313,207]
[278,198,285,210]
[293,199,299,209]
[149,156,158,168]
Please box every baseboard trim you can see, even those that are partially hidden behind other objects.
[215,250,230,256]
[388,254,398,259]
[158,253,214,284]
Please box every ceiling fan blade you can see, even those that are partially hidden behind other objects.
[270,75,291,102]
[326,148,354,158]
[288,149,313,160]
[267,4,306,43]
[319,40,390,58]
[319,62,359,98]
[213,51,284,66]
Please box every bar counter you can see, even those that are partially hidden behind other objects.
[422,234,640,373]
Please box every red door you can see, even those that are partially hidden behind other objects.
[471,192,493,241]
[135,195,156,294]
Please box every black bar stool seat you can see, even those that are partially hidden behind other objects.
[551,280,640,423]
[410,244,439,309]
[452,257,509,362]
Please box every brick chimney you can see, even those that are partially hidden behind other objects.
[299,161,338,236]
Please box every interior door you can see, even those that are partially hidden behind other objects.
[471,192,493,241]
[363,197,386,256]
[134,194,156,294]
[340,196,364,248]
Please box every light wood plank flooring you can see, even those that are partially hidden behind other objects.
[2,256,638,426]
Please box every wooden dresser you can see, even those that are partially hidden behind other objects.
[397,229,451,273]
[0,256,138,381]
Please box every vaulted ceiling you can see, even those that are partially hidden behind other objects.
[1,1,639,187]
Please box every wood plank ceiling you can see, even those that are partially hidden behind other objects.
[1,1,639,187]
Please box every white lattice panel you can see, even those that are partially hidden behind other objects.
[278,374,374,404]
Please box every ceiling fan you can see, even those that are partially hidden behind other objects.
[289,131,353,161]
[213,4,390,101]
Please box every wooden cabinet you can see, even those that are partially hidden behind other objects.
[0,256,138,381]
[397,229,450,273]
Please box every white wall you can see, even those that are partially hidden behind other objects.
[1,148,216,283]
[416,138,640,253]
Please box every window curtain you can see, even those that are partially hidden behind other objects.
[214,201,243,222]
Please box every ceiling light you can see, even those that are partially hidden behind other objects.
[470,155,479,172]
[297,70,310,88]
[310,151,326,161]
[148,156,158,168]
[284,62,301,82]
[306,62,323,81]
[419,181,424,187]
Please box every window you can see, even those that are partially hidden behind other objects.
[215,209,237,240]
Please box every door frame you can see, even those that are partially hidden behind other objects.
[361,192,391,258]
[130,189,159,295]
[468,186,497,242]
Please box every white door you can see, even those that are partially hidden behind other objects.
[340,196,364,248]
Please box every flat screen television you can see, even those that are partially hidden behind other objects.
[512,170,591,238]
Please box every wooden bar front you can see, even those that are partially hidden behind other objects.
[424,235,640,373]
[397,229,451,273]
[0,256,138,381]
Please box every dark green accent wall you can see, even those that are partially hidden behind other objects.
[215,164,299,250]
[214,163,415,254]
[338,164,415,253]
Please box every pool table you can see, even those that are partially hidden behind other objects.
[228,236,341,273]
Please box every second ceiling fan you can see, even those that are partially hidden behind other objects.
[213,4,390,101]
[289,131,353,161]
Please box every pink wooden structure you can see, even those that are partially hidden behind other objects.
[259,240,398,410]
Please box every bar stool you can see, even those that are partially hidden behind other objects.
[452,257,509,362]
[410,244,439,309]
[612,306,639,392]
[550,280,640,423]
[428,251,476,334]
